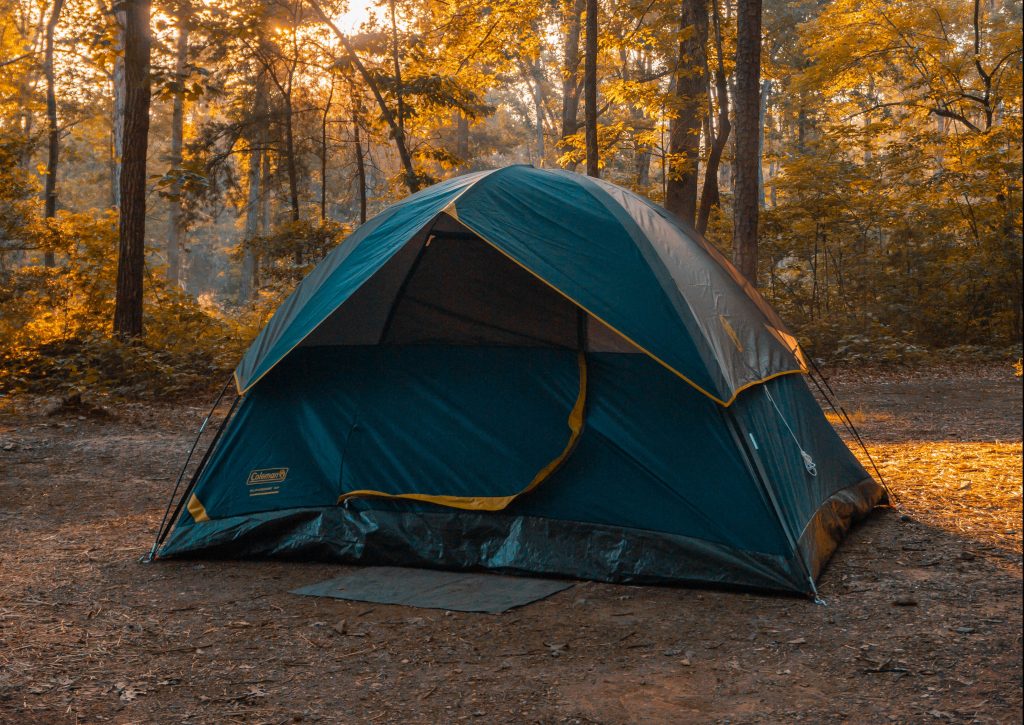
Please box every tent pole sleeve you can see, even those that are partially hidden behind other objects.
[147,389,241,560]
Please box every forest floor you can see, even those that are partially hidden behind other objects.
[0,364,1021,724]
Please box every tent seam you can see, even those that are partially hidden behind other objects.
[568,173,729,393]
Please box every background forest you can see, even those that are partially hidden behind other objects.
[0,0,1021,396]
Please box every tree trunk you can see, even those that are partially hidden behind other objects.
[42,0,66,267]
[240,76,266,303]
[696,0,730,234]
[354,117,367,224]
[113,0,152,339]
[631,53,652,187]
[110,6,126,208]
[388,0,406,165]
[353,89,368,224]
[560,0,585,158]
[166,4,189,287]
[757,77,770,209]
[309,0,419,192]
[18,80,33,171]
[583,0,599,177]
[455,111,470,168]
[731,0,761,285]
[665,0,707,226]
[320,75,334,221]
[255,131,271,289]
[282,91,300,226]
[260,143,272,234]
[533,65,546,165]
[241,140,260,303]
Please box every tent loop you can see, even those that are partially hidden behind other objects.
[763,386,817,478]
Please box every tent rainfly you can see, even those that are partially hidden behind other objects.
[154,166,886,595]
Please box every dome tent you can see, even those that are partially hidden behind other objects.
[154,165,885,595]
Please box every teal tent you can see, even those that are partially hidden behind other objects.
[155,166,885,595]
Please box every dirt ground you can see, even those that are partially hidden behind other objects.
[1,365,1021,724]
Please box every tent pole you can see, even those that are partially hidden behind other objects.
[144,377,237,562]
[146,392,240,561]
[378,232,432,343]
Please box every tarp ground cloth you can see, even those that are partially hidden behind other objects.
[156,165,885,595]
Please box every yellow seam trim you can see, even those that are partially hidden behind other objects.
[724,368,807,405]
[336,351,588,512]
[187,494,210,523]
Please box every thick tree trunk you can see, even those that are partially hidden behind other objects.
[665,0,707,226]
[560,0,585,159]
[282,93,302,268]
[255,133,271,288]
[583,0,598,177]
[696,0,730,234]
[388,0,406,166]
[110,7,126,208]
[42,0,66,267]
[757,77,770,210]
[113,0,152,339]
[635,143,651,186]
[731,0,761,285]
[166,5,189,286]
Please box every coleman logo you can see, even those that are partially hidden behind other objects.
[247,468,288,485]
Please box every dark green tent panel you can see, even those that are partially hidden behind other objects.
[156,166,884,595]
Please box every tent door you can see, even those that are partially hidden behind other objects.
[334,346,586,511]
